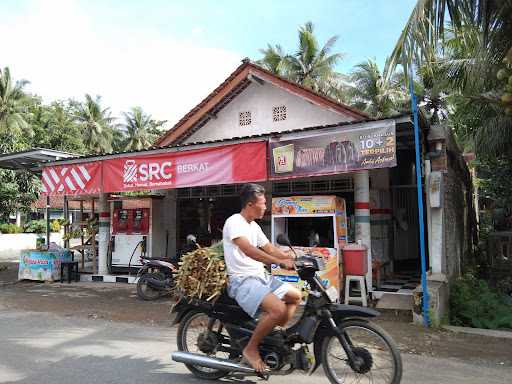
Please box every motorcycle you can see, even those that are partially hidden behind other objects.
[170,234,402,383]
[136,256,177,301]
[136,235,199,301]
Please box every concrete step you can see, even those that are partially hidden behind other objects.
[373,293,413,322]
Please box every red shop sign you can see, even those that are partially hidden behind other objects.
[102,141,267,193]
[41,161,102,196]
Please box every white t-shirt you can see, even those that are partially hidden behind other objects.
[223,213,269,278]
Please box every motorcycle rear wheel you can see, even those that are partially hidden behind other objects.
[136,273,163,301]
[321,319,402,384]
[177,310,230,380]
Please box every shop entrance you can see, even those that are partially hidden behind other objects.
[176,185,244,254]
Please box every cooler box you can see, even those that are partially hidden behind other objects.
[342,244,368,276]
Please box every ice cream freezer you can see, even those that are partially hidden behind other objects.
[18,249,73,282]
[271,195,348,301]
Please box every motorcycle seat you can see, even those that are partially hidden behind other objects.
[215,293,239,306]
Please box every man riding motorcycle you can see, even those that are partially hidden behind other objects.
[222,183,301,373]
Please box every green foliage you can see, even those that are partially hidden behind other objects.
[121,106,160,151]
[23,220,61,234]
[72,94,116,154]
[257,21,347,100]
[0,67,31,140]
[450,273,512,329]
[0,223,22,234]
[477,157,512,206]
[23,220,47,234]
[348,58,408,118]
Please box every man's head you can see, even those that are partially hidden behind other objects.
[240,183,266,221]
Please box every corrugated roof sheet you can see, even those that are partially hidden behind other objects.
[43,113,414,166]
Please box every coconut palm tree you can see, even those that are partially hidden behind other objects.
[385,0,512,86]
[122,107,154,151]
[286,22,344,92]
[349,59,407,118]
[257,44,288,76]
[73,94,115,154]
[258,22,343,93]
[385,0,512,158]
[0,67,31,144]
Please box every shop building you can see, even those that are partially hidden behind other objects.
[38,61,475,321]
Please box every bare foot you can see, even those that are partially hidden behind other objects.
[242,347,266,373]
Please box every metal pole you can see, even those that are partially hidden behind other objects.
[46,195,51,247]
[63,195,69,249]
[409,69,430,327]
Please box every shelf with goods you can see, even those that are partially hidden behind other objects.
[63,197,99,273]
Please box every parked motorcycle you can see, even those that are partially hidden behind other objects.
[136,235,199,301]
[170,234,402,383]
[136,256,177,301]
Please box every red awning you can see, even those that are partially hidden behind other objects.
[41,141,267,196]
[41,161,102,196]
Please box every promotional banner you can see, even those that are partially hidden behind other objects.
[272,195,338,215]
[102,141,267,192]
[269,121,396,179]
[272,246,339,302]
[41,161,102,196]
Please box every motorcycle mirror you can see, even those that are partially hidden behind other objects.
[276,234,291,246]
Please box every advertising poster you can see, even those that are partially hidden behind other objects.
[272,196,337,215]
[270,121,396,179]
[271,246,339,302]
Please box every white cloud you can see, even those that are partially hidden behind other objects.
[0,0,242,129]
[191,26,204,36]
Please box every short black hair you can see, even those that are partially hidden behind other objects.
[240,183,265,208]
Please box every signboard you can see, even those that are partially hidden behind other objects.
[272,195,338,215]
[269,121,396,179]
[41,161,102,196]
[102,141,267,192]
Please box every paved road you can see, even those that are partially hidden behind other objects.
[0,308,510,384]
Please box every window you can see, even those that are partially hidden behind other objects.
[239,111,251,126]
[272,105,287,122]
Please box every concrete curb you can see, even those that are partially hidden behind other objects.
[0,280,20,288]
[443,325,512,339]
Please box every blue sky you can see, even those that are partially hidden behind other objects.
[0,0,416,125]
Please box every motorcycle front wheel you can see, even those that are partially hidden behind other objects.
[321,319,402,384]
[136,273,163,301]
[177,310,231,380]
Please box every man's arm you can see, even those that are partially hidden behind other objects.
[232,237,293,268]
[260,242,294,261]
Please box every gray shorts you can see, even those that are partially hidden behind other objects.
[227,274,291,318]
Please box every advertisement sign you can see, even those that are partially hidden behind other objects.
[270,121,396,178]
[272,246,339,302]
[102,141,267,192]
[18,250,72,281]
[272,195,338,215]
[41,161,102,196]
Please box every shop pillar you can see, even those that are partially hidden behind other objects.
[98,193,110,275]
[164,189,177,259]
[354,171,372,289]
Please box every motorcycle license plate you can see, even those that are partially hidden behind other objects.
[325,286,339,302]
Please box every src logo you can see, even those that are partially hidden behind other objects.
[123,160,173,184]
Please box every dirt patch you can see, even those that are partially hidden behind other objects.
[1,262,511,367]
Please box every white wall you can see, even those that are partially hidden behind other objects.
[0,233,64,260]
[185,82,355,143]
